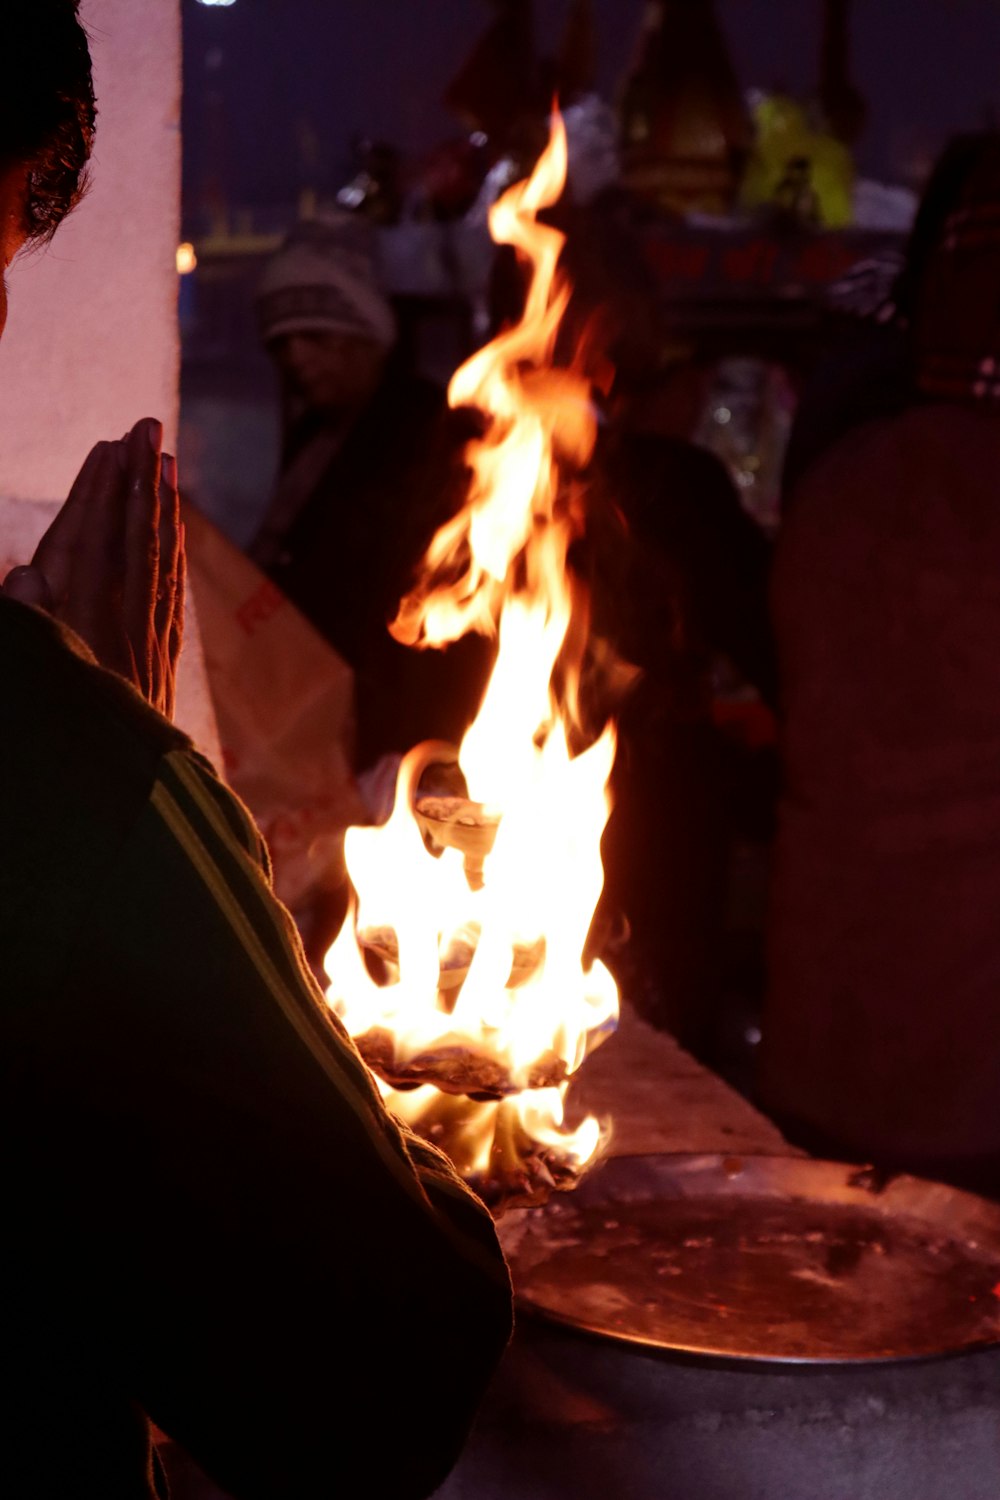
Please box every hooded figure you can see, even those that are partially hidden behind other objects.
[252,213,491,771]
[761,134,1000,1196]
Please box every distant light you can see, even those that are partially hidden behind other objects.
[336,184,367,210]
[176,242,198,275]
[196,0,237,7]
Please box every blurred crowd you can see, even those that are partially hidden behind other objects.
[181,1,1000,1206]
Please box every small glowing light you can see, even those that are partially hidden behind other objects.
[176,242,198,275]
[196,0,237,7]
[714,406,732,424]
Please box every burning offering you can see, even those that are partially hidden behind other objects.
[324,113,620,1211]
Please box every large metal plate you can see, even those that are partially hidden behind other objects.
[498,1153,1000,1363]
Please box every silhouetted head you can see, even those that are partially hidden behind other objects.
[898,133,1000,402]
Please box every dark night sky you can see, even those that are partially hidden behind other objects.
[182,0,1000,211]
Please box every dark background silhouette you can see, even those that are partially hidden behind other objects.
[182,0,1000,224]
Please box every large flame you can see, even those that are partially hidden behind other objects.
[324,113,619,1204]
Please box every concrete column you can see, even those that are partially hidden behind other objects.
[0,0,219,756]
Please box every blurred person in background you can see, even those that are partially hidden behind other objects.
[1,6,511,1496]
[779,137,987,504]
[592,414,777,1060]
[565,179,777,1066]
[489,161,777,1057]
[761,133,1000,1197]
[249,213,401,573]
[251,215,491,773]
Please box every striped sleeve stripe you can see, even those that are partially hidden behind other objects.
[149,774,398,1140]
[152,752,506,1282]
[165,752,416,1119]
[185,749,273,876]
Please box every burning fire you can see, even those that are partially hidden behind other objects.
[323,112,619,1208]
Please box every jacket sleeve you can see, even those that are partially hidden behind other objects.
[62,745,512,1500]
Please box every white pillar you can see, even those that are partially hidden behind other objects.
[0,0,219,757]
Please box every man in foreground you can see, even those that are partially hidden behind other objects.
[1,6,511,1496]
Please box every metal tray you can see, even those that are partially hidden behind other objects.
[498,1153,1000,1363]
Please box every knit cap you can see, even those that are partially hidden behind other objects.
[256,213,397,350]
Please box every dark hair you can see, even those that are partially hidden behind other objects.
[893,133,1000,326]
[900,131,1000,401]
[0,1,96,245]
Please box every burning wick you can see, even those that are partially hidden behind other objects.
[324,110,619,1212]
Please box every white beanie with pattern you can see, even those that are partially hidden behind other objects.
[256,212,397,350]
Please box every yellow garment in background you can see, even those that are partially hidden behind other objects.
[741,93,855,229]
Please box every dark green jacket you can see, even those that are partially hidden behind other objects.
[0,595,511,1499]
